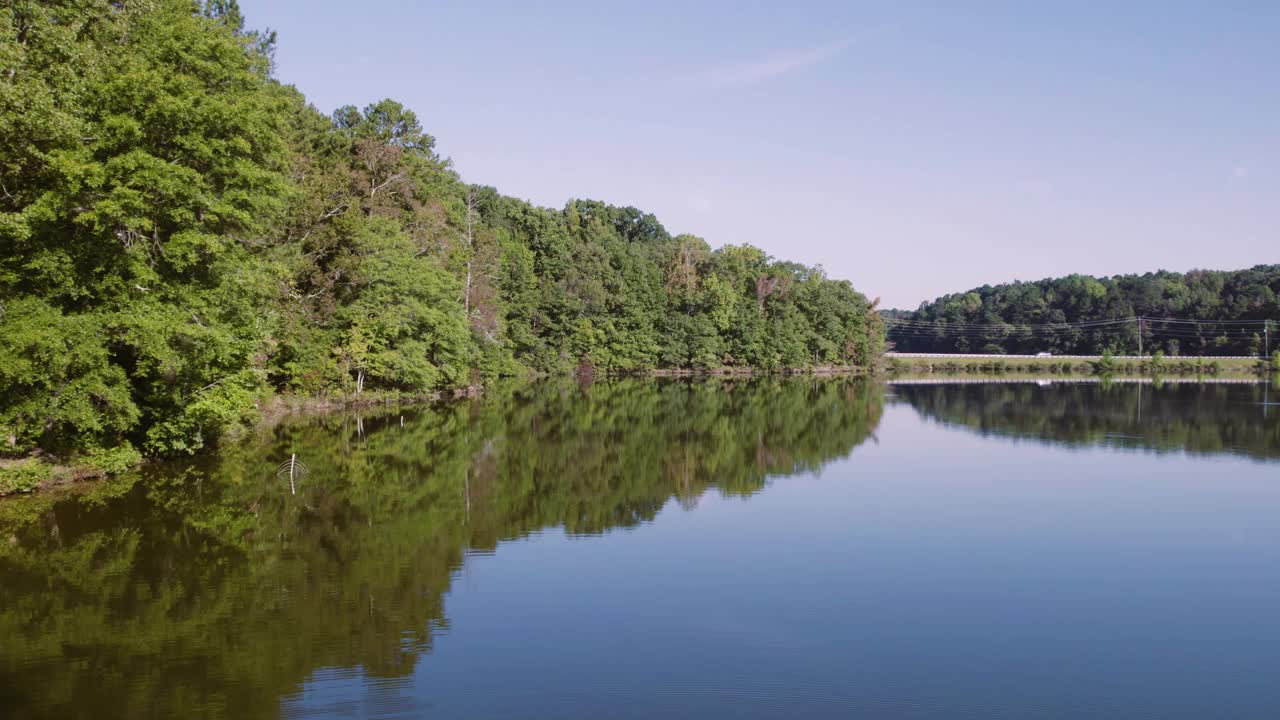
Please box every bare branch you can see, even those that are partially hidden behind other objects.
[369,172,405,198]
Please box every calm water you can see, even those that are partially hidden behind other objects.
[2,378,1279,719]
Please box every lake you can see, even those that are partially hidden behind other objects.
[2,377,1279,719]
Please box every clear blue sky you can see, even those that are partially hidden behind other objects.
[242,1,1278,309]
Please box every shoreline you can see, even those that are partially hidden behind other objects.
[4,361,1274,498]
[886,354,1272,377]
[2,367,870,497]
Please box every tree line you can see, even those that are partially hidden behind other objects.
[887,267,1280,356]
[0,1,883,461]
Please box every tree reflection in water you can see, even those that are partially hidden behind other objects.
[0,377,882,720]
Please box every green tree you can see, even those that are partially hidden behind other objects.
[0,0,885,465]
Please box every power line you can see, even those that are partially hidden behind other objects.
[885,317,1134,329]
[885,314,1278,355]
[886,315,1277,332]
[1143,317,1277,325]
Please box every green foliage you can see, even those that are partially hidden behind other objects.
[0,460,49,495]
[84,444,144,476]
[0,1,883,463]
[144,369,266,454]
[1093,350,1116,375]
[890,267,1280,356]
[2,1,284,457]
[1148,350,1165,375]
[0,299,139,454]
[891,354,1256,377]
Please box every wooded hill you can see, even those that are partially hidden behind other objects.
[887,267,1280,356]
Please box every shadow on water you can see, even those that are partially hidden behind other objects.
[0,377,882,720]
[890,379,1280,461]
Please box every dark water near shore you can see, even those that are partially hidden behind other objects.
[2,378,1279,719]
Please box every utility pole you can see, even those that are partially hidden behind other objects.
[1137,316,1143,357]
[1265,321,1270,358]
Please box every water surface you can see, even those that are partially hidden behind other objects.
[2,378,1278,718]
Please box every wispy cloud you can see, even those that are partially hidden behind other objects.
[695,27,887,88]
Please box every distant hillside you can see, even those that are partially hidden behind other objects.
[886,266,1280,356]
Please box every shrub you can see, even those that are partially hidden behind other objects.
[85,444,144,475]
[1148,351,1165,375]
[0,460,50,495]
[145,370,266,455]
[1092,350,1116,375]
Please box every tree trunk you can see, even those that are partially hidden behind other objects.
[464,190,476,316]
[465,261,472,315]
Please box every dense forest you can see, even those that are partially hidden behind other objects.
[0,2,883,465]
[888,267,1280,356]
[0,377,883,718]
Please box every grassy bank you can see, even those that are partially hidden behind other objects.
[0,446,143,496]
[886,355,1272,377]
